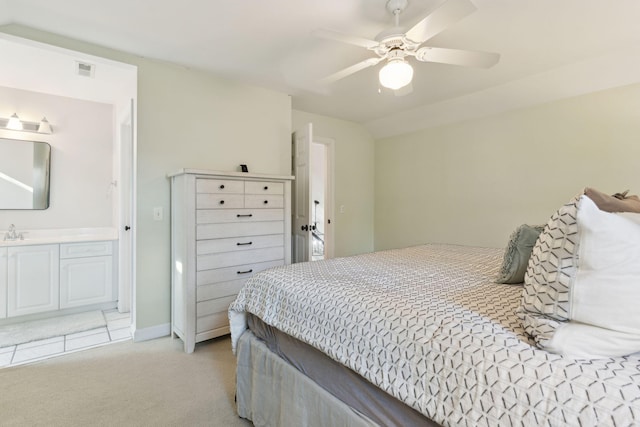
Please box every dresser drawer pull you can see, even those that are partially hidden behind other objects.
[263,200,268,204]
[263,186,268,190]
[236,241,253,246]
[219,200,225,205]
[237,213,253,218]
[219,184,225,189]
[237,269,253,275]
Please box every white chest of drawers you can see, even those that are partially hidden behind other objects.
[169,169,293,353]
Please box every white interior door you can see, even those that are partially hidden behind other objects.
[117,99,135,313]
[292,123,313,263]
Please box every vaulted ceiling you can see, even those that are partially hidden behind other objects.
[2,0,640,138]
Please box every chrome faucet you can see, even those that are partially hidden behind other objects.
[4,224,23,241]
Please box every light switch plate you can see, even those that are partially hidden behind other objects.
[153,207,163,221]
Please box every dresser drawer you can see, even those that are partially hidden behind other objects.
[196,208,284,224]
[197,221,284,240]
[197,234,283,255]
[60,241,112,259]
[197,278,246,302]
[196,294,237,333]
[197,193,244,209]
[245,194,284,209]
[197,259,284,287]
[245,181,284,195]
[196,311,229,334]
[197,294,237,317]
[197,246,283,271]
[196,178,244,194]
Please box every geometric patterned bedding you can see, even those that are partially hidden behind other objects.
[229,244,640,427]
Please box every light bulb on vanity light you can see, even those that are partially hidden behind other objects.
[37,117,53,134]
[6,113,23,131]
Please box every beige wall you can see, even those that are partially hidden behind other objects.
[2,25,292,331]
[375,83,640,250]
[292,110,375,257]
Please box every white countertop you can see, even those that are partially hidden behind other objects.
[0,227,118,247]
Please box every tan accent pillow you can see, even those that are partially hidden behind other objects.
[584,187,640,213]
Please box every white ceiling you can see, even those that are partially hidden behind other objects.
[2,0,640,138]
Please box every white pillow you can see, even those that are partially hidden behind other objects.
[571,196,640,333]
[519,194,640,358]
[547,322,640,358]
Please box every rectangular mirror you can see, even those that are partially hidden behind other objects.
[0,138,51,209]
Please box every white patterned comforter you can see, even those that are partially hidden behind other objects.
[229,244,640,427]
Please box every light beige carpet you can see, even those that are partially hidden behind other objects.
[0,335,252,426]
[0,310,106,348]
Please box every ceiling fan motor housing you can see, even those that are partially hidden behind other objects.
[374,0,421,57]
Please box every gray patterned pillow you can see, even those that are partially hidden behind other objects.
[517,193,581,348]
[496,224,545,284]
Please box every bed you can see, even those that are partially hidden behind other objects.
[229,191,640,427]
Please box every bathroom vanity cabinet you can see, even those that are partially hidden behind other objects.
[0,240,116,320]
[7,244,60,317]
[60,241,114,309]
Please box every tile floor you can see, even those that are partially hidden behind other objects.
[0,309,131,368]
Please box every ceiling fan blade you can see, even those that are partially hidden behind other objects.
[320,57,382,85]
[415,47,499,68]
[312,28,379,49]
[405,0,477,44]
[394,82,413,96]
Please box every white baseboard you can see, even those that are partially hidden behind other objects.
[132,322,170,342]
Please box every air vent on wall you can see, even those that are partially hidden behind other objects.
[75,61,95,78]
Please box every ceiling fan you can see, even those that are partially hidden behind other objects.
[315,0,500,93]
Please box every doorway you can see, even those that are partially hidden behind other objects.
[292,123,335,263]
[0,34,138,364]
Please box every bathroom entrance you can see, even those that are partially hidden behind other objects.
[0,34,137,365]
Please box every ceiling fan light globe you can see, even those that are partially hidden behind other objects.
[379,59,413,90]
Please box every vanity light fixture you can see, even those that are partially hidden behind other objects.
[1,113,53,134]
[37,117,53,134]
[6,113,23,131]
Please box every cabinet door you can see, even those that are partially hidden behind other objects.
[0,248,6,319]
[7,244,60,317]
[60,255,113,309]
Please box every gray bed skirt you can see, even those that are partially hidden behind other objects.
[236,330,379,427]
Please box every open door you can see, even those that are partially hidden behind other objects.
[292,123,313,263]
[117,99,135,313]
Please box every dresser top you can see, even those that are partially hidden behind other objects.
[167,169,294,181]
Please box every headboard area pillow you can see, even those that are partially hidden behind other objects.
[517,189,640,358]
[496,224,545,284]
